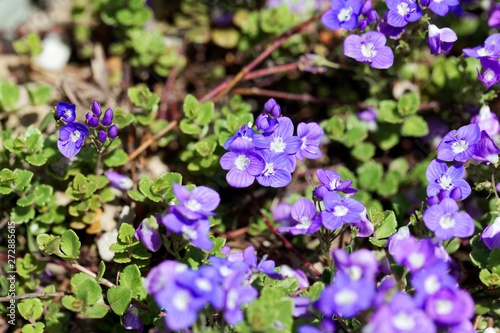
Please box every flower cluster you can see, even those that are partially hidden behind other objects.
[276,169,373,237]
[54,100,118,158]
[220,98,324,188]
[160,183,220,251]
[423,111,500,244]
[145,245,284,331]
[464,33,500,89]
[321,0,463,69]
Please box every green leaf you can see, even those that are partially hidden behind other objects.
[211,28,240,48]
[14,169,34,192]
[378,100,403,124]
[127,189,146,202]
[13,32,42,57]
[113,108,135,129]
[26,153,47,166]
[352,142,376,162]
[21,322,45,333]
[377,171,400,197]
[357,161,383,191]
[196,101,215,126]
[59,229,81,260]
[374,210,398,240]
[401,115,429,137]
[323,117,345,140]
[139,176,162,202]
[11,206,35,223]
[488,247,500,275]
[117,223,137,245]
[150,172,182,199]
[209,236,226,255]
[397,92,420,116]
[82,304,108,318]
[342,114,367,147]
[27,84,52,105]
[37,234,61,256]
[104,149,128,167]
[74,279,102,305]
[119,264,145,299]
[107,286,132,315]
[183,94,199,118]
[0,82,20,108]
[179,119,201,135]
[18,298,43,321]
[24,126,44,153]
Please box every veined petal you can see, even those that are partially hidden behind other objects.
[371,46,394,69]
[226,169,255,188]
[322,10,341,30]
[426,159,448,182]
[387,10,408,28]
[440,28,457,42]
[344,34,364,60]
[453,212,474,238]
[220,152,237,170]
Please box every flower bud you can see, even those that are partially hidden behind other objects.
[450,187,462,201]
[420,0,430,6]
[264,98,281,117]
[102,108,114,126]
[108,125,118,139]
[426,195,439,206]
[97,130,107,143]
[357,19,368,31]
[361,0,372,15]
[92,100,102,117]
[367,9,378,23]
[86,112,99,128]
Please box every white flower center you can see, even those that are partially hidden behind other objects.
[64,110,73,119]
[334,289,357,306]
[484,70,495,82]
[424,275,440,294]
[435,300,453,315]
[477,48,492,57]
[348,266,362,281]
[329,178,340,190]
[226,289,239,310]
[185,199,201,211]
[392,312,415,330]
[297,215,312,229]
[397,2,410,16]
[181,225,198,240]
[407,252,425,269]
[270,137,287,153]
[487,154,499,164]
[333,205,348,217]
[173,290,191,311]
[361,43,377,60]
[439,175,453,190]
[301,137,307,150]
[337,7,353,22]
[70,130,81,143]
[219,266,231,277]
[451,139,468,154]
[263,162,275,177]
[195,278,212,292]
[235,154,250,170]
[439,214,455,229]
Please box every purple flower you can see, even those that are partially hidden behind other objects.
[108,125,118,139]
[424,287,474,325]
[256,113,279,134]
[351,209,374,237]
[367,292,437,333]
[105,170,133,190]
[436,124,480,162]
[377,12,405,39]
[86,112,99,127]
[477,58,500,89]
[489,3,500,28]
[97,130,107,143]
[222,271,258,325]
[481,217,500,250]
[277,198,317,235]
[255,151,292,188]
[343,31,394,69]
[463,33,500,59]
[264,98,281,117]
[391,237,437,272]
[315,272,375,318]
[332,248,379,282]
[425,159,471,200]
[357,108,378,131]
[135,217,162,252]
[254,117,302,156]
[57,122,89,158]
[427,24,457,55]
[102,108,114,126]
[470,104,500,137]
[427,0,459,16]
[162,212,213,251]
[411,261,457,305]
[242,246,280,278]
[386,225,410,256]
[122,306,143,332]
[273,202,294,226]
[220,139,265,188]
[295,122,324,160]
[92,100,102,117]
[223,124,256,150]
[423,198,474,240]
[472,131,500,165]
[385,0,422,27]
[279,265,310,289]
[321,0,363,31]
[314,169,357,200]
[315,192,365,230]
[172,183,220,220]
[55,101,76,123]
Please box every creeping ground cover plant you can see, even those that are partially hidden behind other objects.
[3,0,500,332]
